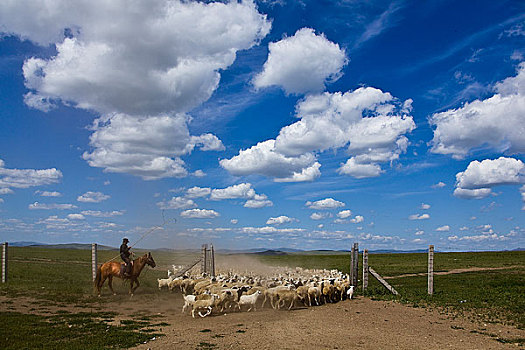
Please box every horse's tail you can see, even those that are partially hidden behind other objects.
[94,265,102,289]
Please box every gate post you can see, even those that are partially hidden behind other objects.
[201,244,207,275]
[352,242,359,286]
[362,249,368,291]
[210,244,215,278]
[91,243,97,282]
[350,243,355,286]
[428,245,434,295]
[2,242,7,283]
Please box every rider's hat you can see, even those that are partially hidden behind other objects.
[123,237,129,243]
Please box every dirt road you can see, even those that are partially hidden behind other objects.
[126,294,523,350]
[2,292,523,349]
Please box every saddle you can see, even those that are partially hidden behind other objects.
[120,261,134,277]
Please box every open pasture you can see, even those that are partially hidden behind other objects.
[0,247,523,349]
[258,250,525,328]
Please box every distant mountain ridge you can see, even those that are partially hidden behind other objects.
[6,242,523,254]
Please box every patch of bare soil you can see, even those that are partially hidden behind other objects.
[2,291,523,350]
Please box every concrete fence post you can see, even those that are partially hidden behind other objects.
[428,245,434,295]
[91,243,97,282]
[2,242,7,283]
[363,249,368,291]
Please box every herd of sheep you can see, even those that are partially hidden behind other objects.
[158,264,355,318]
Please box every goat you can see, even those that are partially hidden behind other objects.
[275,289,300,310]
[191,294,218,318]
[238,290,261,312]
[182,294,196,314]
[346,285,355,300]
[157,275,174,290]
[307,285,321,306]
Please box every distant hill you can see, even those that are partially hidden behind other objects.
[217,247,303,254]
[7,242,522,254]
[8,241,46,247]
[253,250,288,256]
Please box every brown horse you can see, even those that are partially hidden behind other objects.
[94,252,156,297]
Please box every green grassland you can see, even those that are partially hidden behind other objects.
[0,247,523,349]
[256,250,525,328]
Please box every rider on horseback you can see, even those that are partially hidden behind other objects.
[120,238,133,277]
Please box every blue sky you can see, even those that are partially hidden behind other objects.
[0,0,524,251]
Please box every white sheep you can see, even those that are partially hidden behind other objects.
[346,285,355,300]
[182,294,196,314]
[157,275,174,290]
[238,290,261,312]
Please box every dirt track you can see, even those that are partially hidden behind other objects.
[2,292,523,349]
[122,293,523,350]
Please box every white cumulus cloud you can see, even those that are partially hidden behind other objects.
[253,28,347,94]
[1,0,270,179]
[436,225,450,232]
[337,210,352,219]
[244,197,273,208]
[266,215,296,225]
[77,191,110,203]
[220,140,320,182]
[67,214,85,220]
[430,62,525,159]
[0,159,62,189]
[83,114,222,180]
[35,190,62,197]
[221,87,415,181]
[454,157,524,200]
[351,215,364,223]
[409,213,430,220]
[81,210,124,217]
[306,198,345,210]
[157,196,197,210]
[211,183,256,200]
[180,209,220,219]
[209,183,273,208]
[29,202,77,210]
[186,186,211,198]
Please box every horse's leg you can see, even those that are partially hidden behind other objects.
[132,278,140,295]
[98,275,108,297]
[129,279,134,296]
[108,275,116,295]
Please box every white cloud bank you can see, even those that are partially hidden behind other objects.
[0,160,62,189]
[266,216,296,225]
[29,202,77,210]
[210,183,273,208]
[306,198,345,210]
[180,209,220,219]
[253,28,347,94]
[454,157,524,199]
[77,191,110,203]
[337,210,352,219]
[221,88,415,181]
[0,0,270,180]
[157,196,197,210]
[430,62,525,159]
